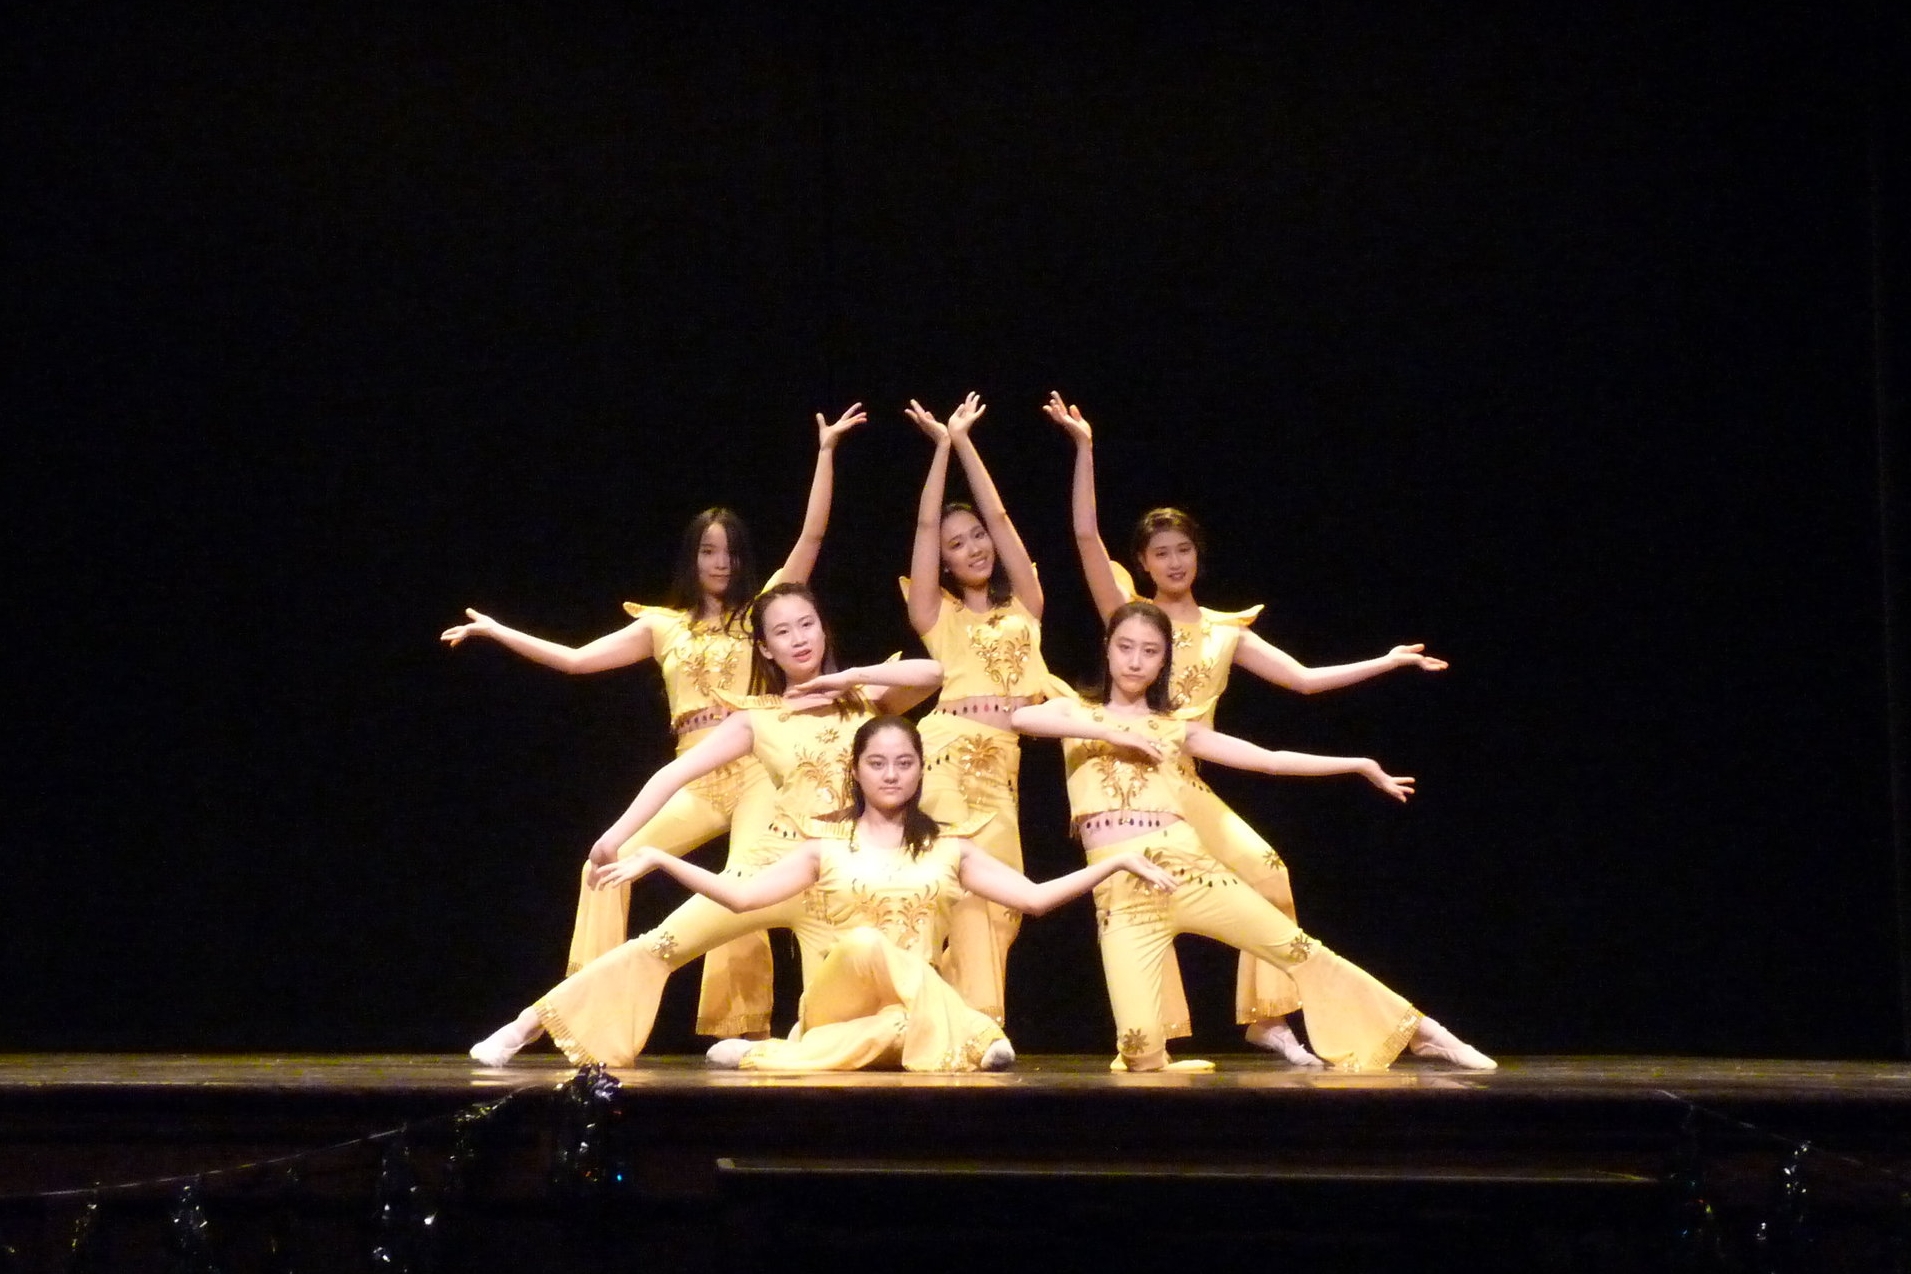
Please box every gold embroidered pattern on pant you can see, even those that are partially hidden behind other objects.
[645,930,679,961]
[1118,1027,1152,1058]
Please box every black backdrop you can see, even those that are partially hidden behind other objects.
[10,9,1905,1059]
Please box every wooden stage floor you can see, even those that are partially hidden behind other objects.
[5,1054,1910,1271]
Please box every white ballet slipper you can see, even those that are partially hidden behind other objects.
[1408,1017,1497,1071]
[705,1038,756,1069]
[979,1039,1016,1071]
[1244,1018,1326,1067]
[468,1020,534,1068]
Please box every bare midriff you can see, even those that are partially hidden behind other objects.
[930,694,1033,733]
[1075,810,1184,850]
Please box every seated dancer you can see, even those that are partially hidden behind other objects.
[597,715,1175,1073]
[1048,391,1450,1066]
[1011,600,1494,1074]
[901,392,1057,1024]
[469,582,942,1067]
[442,404,865,1042]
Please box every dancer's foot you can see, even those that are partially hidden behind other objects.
[1109,1055,1216,1074]
[980,1039,1016,1071]
[705,1038,755,1069]
[468,1010,542,1068]
[1244,1018,1325,1067]
[1409,1017,1497,1071]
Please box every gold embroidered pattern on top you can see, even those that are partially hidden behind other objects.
[677,629,744,700]
[944,730,1014,797]
[1090,752,1150,810]
[844,881,941,954]
[787,744,852,815]
[968,611,1033,695]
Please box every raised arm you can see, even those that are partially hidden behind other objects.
[790,659,945,715]
[590,841,823,911]
[588,712,757,862]
[903,401,954,635]
[956,840,1177,915]
[947,393,1043,618]
[1233,631,1449,695]
[1044,392,1127,620]
[1184,723,1416,802]
[441,610,655,674]
[779,403,867,583]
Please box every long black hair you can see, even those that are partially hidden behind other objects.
[664,507,759,630]
[1082,600,1175,713]
[938,502,1015,608]
[848,715,942,859]
[748,581,848,698]
[1129,506,1207,595]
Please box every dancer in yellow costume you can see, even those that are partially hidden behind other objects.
[443,405,866,1037]
[467,581,944,1067]
[898,391,1056,1023]
[1012,601,1492,1073]
[597,715,1175,1073]
[1047,392,1450,1066]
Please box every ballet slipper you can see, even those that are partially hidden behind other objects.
[468,1013,541,1068]
[980,1039,1016,1071]
[1244,1018,1325,1067]
[705,1038,756,1069]
[1408,1017,1497,1071]
[1109,1055,1216,1074]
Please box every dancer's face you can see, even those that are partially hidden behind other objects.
[940,510,997,590]
[757,594,826,681]
[1140,530,1197,596]
[696,523,734,598]
[1106,615,1168,700]
[854,724,924,815]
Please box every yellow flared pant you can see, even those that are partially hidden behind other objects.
[738,927,1007,1072]
[1088,824,1418,1072]
[918,713,1022,1023]
[538,865,837,1068]
[565,745,779,1037]
[1175,778,1304,1023]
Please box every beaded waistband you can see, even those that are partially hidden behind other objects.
[672,706,734,737]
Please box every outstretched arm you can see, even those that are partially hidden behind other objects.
[948,393,1043,618]
[589,713,757,862]
[591,842,823,911]
[790,659,945,715]
[1044,392,1127,621]
[957,841,1177,915]
[440,610,655,674]
[1184,723,1416,802]
[779,403,866,584]
[1233,631,1448,695]
[903,402,954,635]
[1009,700,1163,762]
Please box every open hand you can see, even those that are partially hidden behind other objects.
[1122,852,1179,893]
[440,608,497,647]
[1362,763,1416,803]
[903,399,949,444]
[1390,644,1448,672]
[947,391,987,440]
[1104,729,1163,765]
[816,403,866,451]
[590,847,662,890]
[1042,391,1092,444]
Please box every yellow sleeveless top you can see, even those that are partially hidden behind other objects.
[899,578,1052,700]
[619,604,752,724]
[1061,707,1191,824]
[1107,559,1262,727]
[808,832,967,961]
[720,694,872,838]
